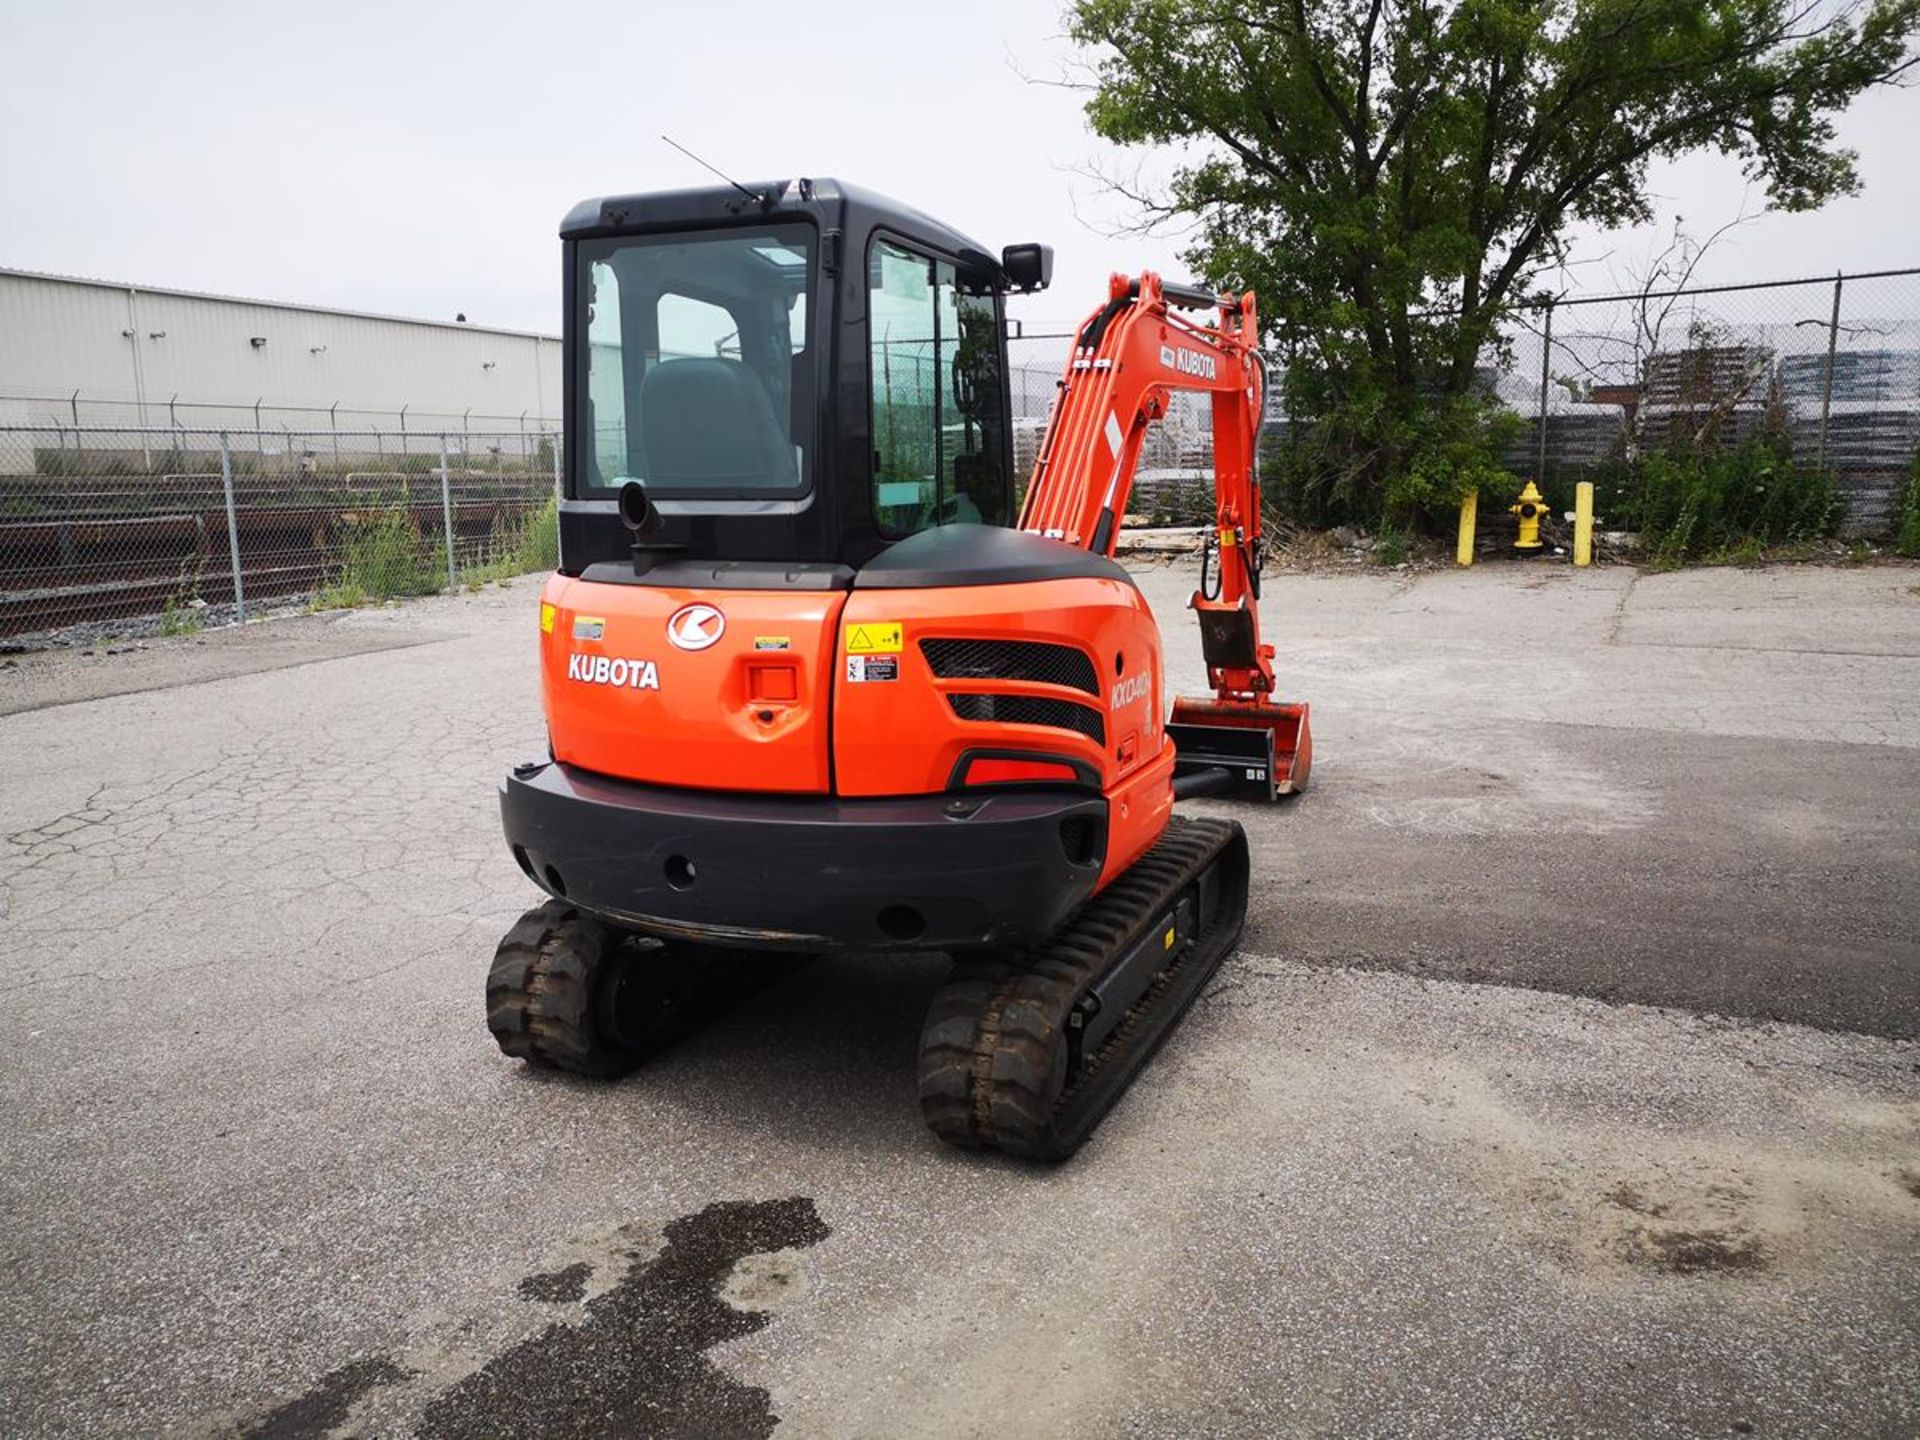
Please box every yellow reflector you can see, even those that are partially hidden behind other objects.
[539,602,556,634]
[1163,927,1176,950]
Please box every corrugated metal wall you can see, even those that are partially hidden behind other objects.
[0,269,562,430]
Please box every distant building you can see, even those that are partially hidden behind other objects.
[0,267,562,436]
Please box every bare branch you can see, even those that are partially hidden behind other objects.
[1064,157,1199,239]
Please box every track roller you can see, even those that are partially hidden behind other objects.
[917,815,1249,1159]
[486,899,789,1078]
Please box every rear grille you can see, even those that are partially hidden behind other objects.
[948,693,1106,745]
[920,638,1100,696]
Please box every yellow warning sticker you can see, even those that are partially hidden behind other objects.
[539,602,556,634]
[1163,927,1176,951]
[845,621,903,655]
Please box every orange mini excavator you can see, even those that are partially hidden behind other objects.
[489,178,1310,1158]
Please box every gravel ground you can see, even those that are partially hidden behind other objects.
[0,560,1915,1439]
[0,592,319,655]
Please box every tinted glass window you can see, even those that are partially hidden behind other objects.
[868,239,1007,536]
[658,291,740,359]
[578,224,813,495]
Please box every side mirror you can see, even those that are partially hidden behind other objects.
[1001,243,1053,294]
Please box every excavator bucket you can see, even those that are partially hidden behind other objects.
[1167,697,1313,801]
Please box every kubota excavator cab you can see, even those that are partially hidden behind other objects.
[551,177,1034,578]
[503,178,1162,953]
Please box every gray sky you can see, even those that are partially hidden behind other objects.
[2,0,1914,338]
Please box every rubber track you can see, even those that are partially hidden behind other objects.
[488,900,811,1080]
[486,899,637,1078]
[918,815,1248,1159]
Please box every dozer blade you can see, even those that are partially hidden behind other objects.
[1167,697,1313,800]
[917,816,1249,1160]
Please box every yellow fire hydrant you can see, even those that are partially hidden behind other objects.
[1510,481,1546,554]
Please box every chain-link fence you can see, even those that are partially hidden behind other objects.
[8,267,1915,645]
[1011,267,1920,535]
[1494,267,1920,535]
[1,425,560,644]
[0,390,559,441]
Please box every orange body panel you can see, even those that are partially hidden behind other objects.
[1098,741,1177,887]
[541,573,846,794]
[833,577,1161,799]
[539,568,1183,899]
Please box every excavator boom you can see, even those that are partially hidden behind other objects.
[1021,272,1311,796]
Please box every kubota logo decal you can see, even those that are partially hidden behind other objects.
[666,603,725,651]
[566,653,661,689]
[1159,344,1218,381]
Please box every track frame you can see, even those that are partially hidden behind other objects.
[917,815,1250,1159]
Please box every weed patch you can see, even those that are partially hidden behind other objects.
[159,594,202,636]
[462,498,559,585]
[1895,453,1920,559]
[1593,436,1838,566]
[334,510,443,600]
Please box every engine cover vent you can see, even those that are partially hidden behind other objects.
[921,638,1100,696]
[948,693,1106,745]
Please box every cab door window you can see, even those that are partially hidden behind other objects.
[868,239,1006,536]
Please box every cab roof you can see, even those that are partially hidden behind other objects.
[559,177,999,274]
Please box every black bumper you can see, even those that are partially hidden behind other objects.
[500,761,1108,952]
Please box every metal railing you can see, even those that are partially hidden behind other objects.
[1,425,560,644]
[0,391,560,444]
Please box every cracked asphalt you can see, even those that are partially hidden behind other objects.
[2,560,1917,1438]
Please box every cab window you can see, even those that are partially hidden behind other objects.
[868,238,1007,536]
[578,224,813,495]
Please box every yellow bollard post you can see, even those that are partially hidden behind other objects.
[1573,481,1594,567]
[1456,490,1477,567]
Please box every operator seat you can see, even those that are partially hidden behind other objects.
[639,357,796,489]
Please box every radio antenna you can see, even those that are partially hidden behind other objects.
[661,135,767,207]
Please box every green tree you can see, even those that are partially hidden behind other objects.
[1067,0,1920,526]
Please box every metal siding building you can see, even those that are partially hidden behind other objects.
[0,267,562,433]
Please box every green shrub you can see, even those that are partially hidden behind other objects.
[1389,401,1524,529]
[1264,395,1519,534]
[1613,435,1836,564]
[506,496,560,573]
[159,594,201,636]
[463,498,560,584]
[1896,451,1920,559]
[310,581,370,612]
[335,510,442,599]
[1146,476,1215,527]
